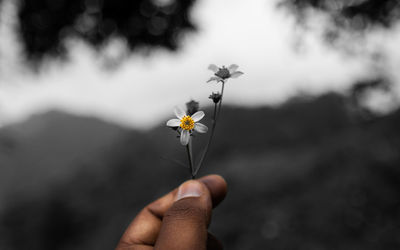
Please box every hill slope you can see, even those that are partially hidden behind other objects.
[0,93,399,250]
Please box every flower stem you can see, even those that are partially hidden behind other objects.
[193,80,225,176]
[216,81,226,119]
[186,138,195,179]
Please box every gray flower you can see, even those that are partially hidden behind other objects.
[207,64,244,83]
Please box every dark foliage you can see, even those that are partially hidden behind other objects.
[279,0,400,48]
[280,0,400,30]
[17,0,197,60]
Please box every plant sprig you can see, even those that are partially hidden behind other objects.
[166,64,244,179]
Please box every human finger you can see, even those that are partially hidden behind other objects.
[154,180,211,250]
[116,175,227,249]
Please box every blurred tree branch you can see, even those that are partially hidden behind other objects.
[278,0,400,115]
[279,0,400,30]
[278,0,400,47]
[15,0,197,61]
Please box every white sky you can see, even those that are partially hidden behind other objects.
[0,0,399,128]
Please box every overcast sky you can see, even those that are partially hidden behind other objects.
[0,0,399,128]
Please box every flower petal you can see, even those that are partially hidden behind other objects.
[228,64,239,73]
[174,106,186,119]
[194,123,208,133]
[207,76,222,83]
[208,64,219,73]
[166,119,180,127]
[230,71,243,78]
[180,130,190,145]
[191,111,205,122]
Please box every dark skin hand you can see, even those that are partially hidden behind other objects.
[116,175,228,250]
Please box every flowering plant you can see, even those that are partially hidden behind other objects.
[166,107,208,146]
[166,64,243,179]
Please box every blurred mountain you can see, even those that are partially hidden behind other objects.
[0,110,132,202]
[0,93,400,249]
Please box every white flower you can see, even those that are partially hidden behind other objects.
[207,64,244,83]
[166,106,208,145]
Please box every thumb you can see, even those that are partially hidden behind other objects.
[154,180,212,250]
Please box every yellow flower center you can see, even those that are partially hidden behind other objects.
[180,116,195,131]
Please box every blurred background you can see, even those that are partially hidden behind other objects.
[1,0,400,249]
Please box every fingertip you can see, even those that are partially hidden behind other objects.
[174,180,213,213]
[155,181,213,249]
[175,180,207,201]
[199,175,228,208]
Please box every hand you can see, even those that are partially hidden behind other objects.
[116,175,228,250]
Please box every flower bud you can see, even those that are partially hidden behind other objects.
[209,92,222,104]
[186,100,199,116]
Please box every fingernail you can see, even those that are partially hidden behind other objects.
[176,181,203,201]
